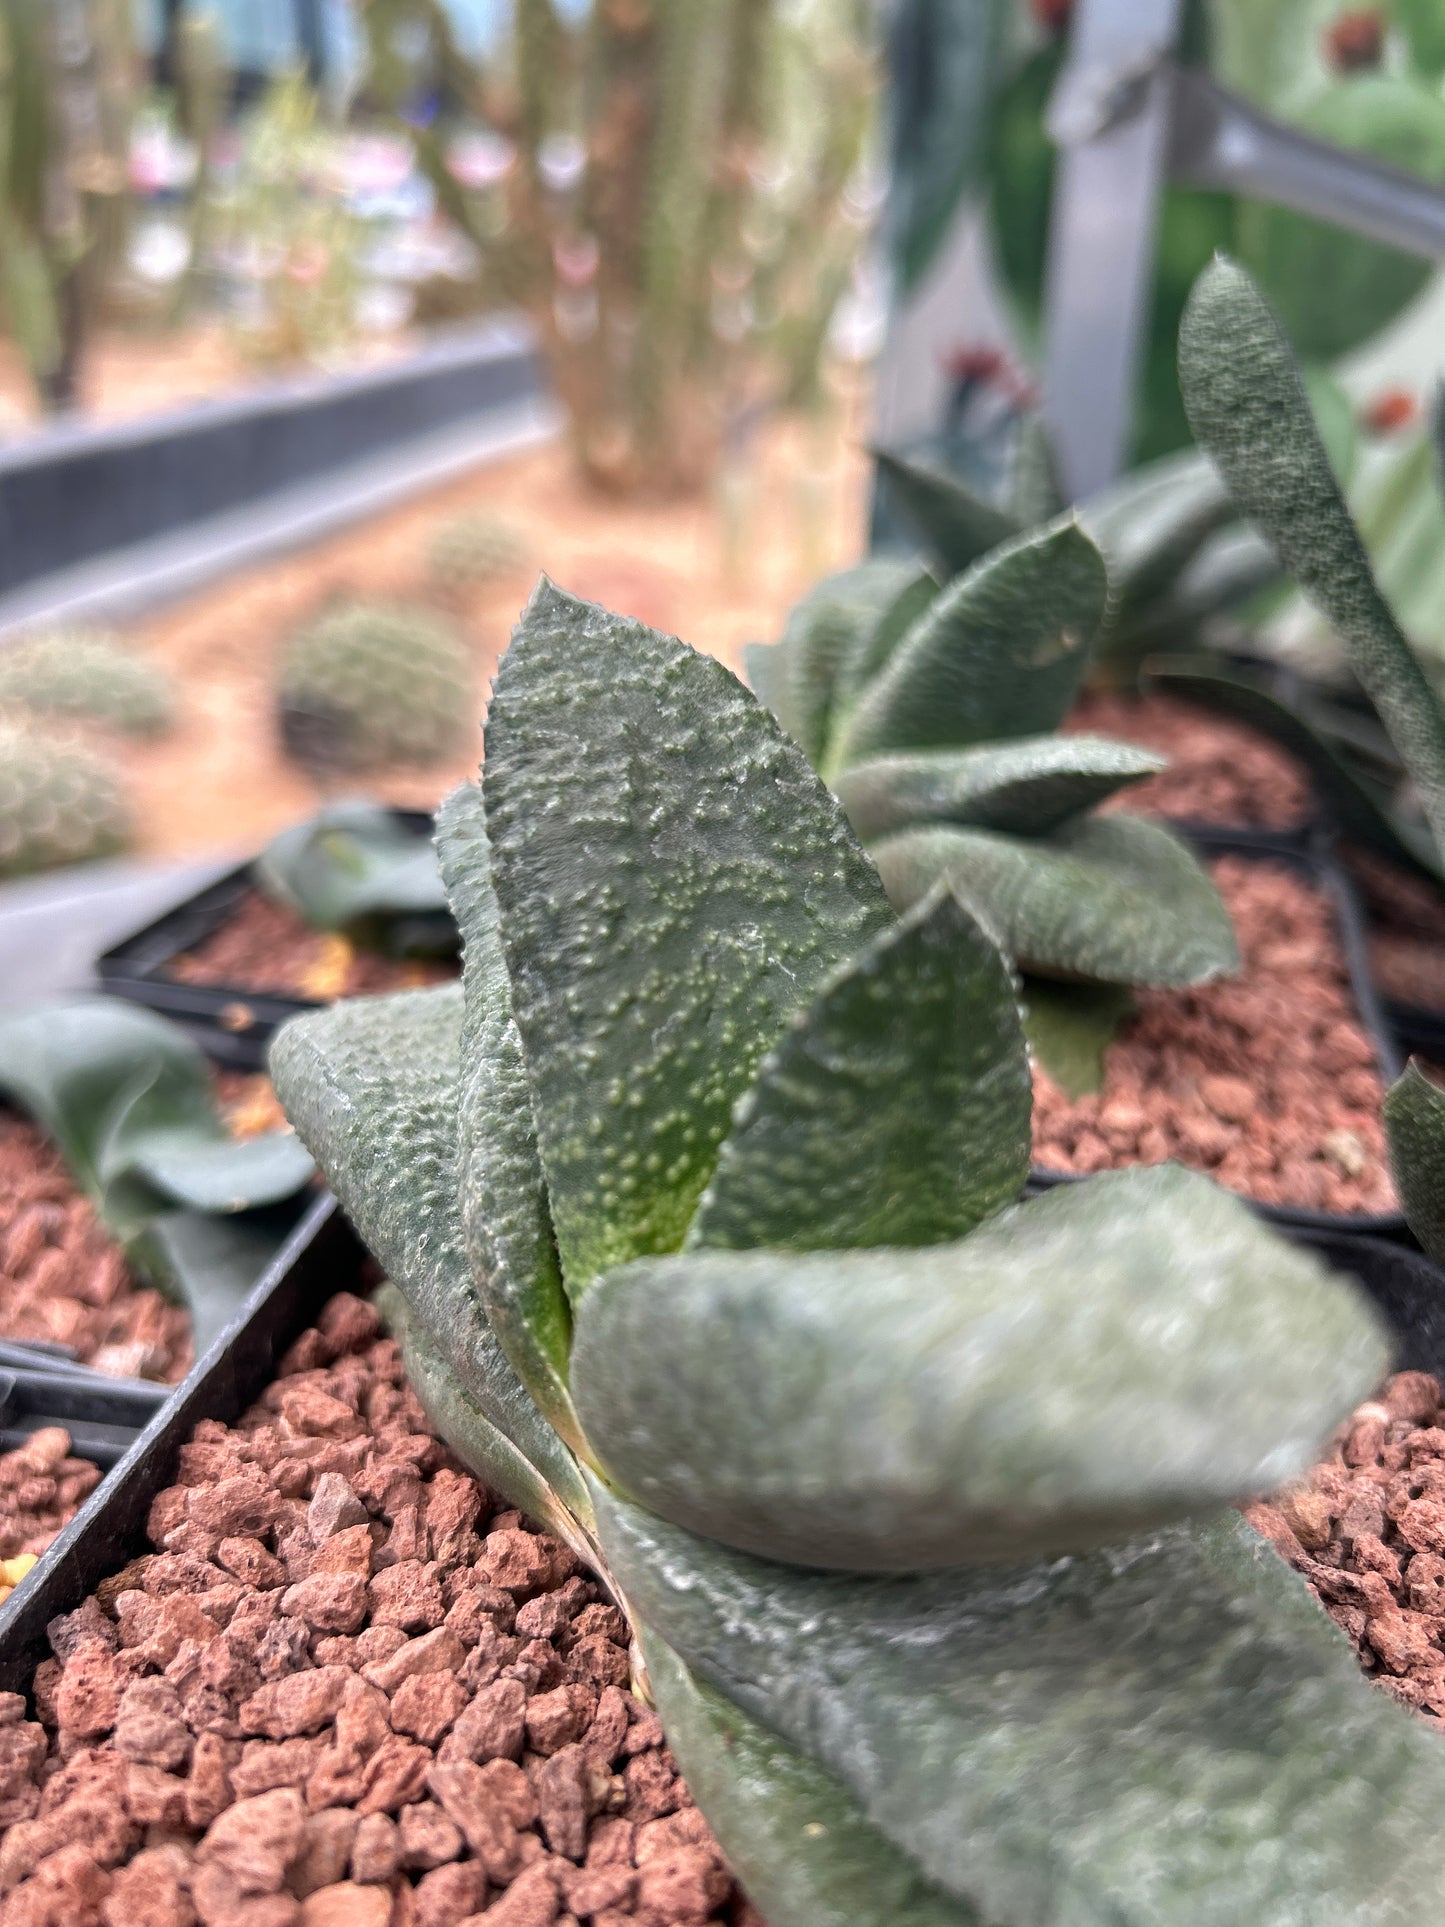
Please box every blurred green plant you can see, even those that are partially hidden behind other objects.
[425,509,530,598]
[0,717,130,877]
[256,799,455,957]
[0,627,174,735]
[358,0,878,494]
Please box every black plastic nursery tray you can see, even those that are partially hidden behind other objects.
[1029,831,1408,1240]
[0,1192,344,1691]
[96,808,453,1069]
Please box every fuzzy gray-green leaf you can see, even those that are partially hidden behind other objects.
[833,521,1109,768]
[576,1165,1386,1571]
[268,986,588,1521]
[1384,1061,1445,1265]
[780,560,922,762]
[687,890,1029,1255]
[831,566,939,715]
[595,1497,1445,1925]
[1179,257,1445,859]
[639,1630,978,1927]
[482,580,894,1296]
[1022,977,1134,1099]
[873,448,1022,577]
[870,813,1239,987]
[834,737,1165,841]
[435,783,581,1453]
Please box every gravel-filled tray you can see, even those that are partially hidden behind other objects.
[1339,843,1445,1062]
[98,811,459,1070]
[1030,835,1407,1235]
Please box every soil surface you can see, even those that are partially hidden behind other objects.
[169,893,458,1005]
[1066,690,1313,832]
[1031,856,1396,1216]
[1248,1370,1445,1722]
[0,1430,103,1567]
[0,1288,759,1927]
[1342,847,1445,1013]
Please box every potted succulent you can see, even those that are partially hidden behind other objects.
[268,577,1445,1922]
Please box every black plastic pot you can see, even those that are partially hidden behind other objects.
[96,809,456,1069]
[0,1193,345,1691]
[0,1343,169,1470]
[1029,831,1408,1239]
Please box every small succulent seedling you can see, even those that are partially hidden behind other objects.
[0,999,314,1350]
[270,577,1445,1924]
[277,601,474,778]
[0,628,174,737]
[1178,256,1445,1268]
[0,719,130,878]
[256,800,453,956]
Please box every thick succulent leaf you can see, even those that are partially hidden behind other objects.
[380,1282,598,1570]
[833,521,1110,768]
[1148,655,1444,879]
[1179,257,1445,860]
[778,560,922,763]
[255,800,449,934]
[435,784,580,1453]
[639,1630,977,1927]
[1022,978,1134,1099]
[482,580,894,1295]
[1384,1061,1445,1265]
[830,566,939,716]
[741,642,784,722]
[872,448,1022,578]
[145,1210,303,1358]
[687,889,1029,1255]
[870,814,1239,987]
[576,1165,1387,1571]
[268,987,589,1521]
[596,1495,1445,1925]
[0,998,313,1245]
[834,737,1165,841]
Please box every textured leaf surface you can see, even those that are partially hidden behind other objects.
[1022,978,1134,1099]
[256,800,448,933]
[778,560,921,763]
[268,987,588,1520]
[834,737,1165,841]
[1385,1061,1445,1265]
[0,998,312,1244]
[1179,258,1445,858]
[639,1631,977,1927]
[687,890,1028,1254]
[576,1166,1385,1570]
[831,566,939,716]
[597,1496,1445,1926]
[870,814,1239,987]
[835,521,1109,765]
[482,580,894,1294]
[436,784,580,1452]
[873,448,1021,577]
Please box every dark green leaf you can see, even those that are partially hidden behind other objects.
[687,889,1029,1255]
[831,567,939,717]
[144,1209,300,1358]
[872,448,1023,579]
[834,521,1109,767]
[577,1166,1385,1571]
[870,813,1239,987]
[435,783,581,1454]
[255,800,449,934]
[0,998,312,1246]
[1021,977,1134,1099]
[639,1630,978,1927]
[778,561,924,763]
[834,737,1165,841]
[481,579,893,1296]
[1179,257,1445,859]
[268,985,590,1523]
[1384,1061,1445,1265]
[595,1499,1445,1925]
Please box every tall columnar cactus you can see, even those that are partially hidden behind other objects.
[0,718,129,877]
[269,576,1445,1923]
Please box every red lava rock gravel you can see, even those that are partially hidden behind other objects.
[1248,1370,1445,1722]
[0,1113,190,1383]
[1343,847,1445,1013]
[0,1290,761,1927]
[1066,690,1313,831]
[169,893,457,1005]
[1032,856,1396,1215]
[0,1430,102,1564]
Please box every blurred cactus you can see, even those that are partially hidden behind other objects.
[170,8,227,322]
[425,511,530,598]
[0,628,174,735]
[358,0,878,496]
[0,718,129,877]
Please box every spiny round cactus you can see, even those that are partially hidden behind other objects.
[0,722,131,878]
[0,629,175,736]
[425,512,530,598]
[277,601,475,775]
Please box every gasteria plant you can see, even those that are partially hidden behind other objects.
[269,577,1445,1923]
[256,800,453,956]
